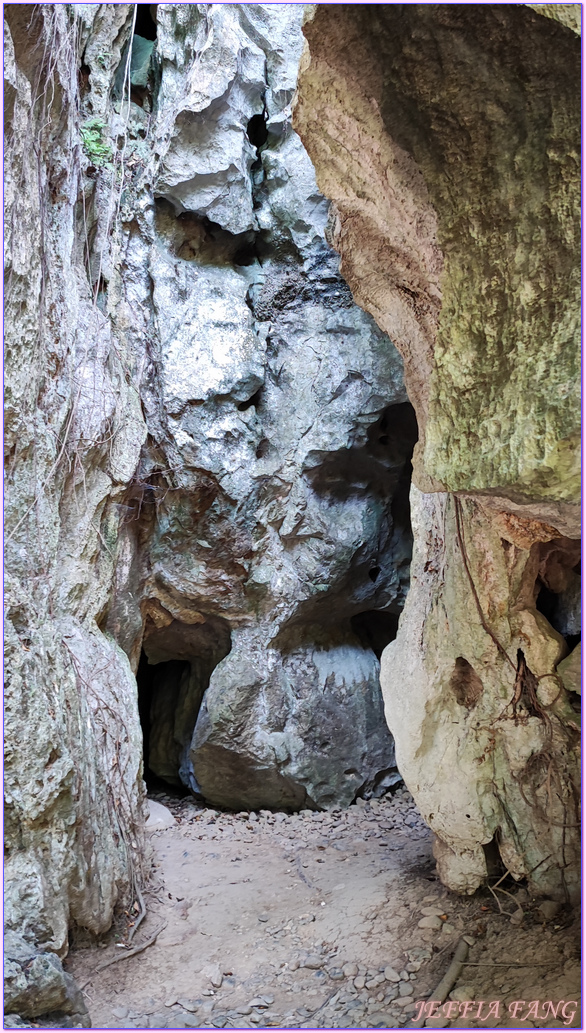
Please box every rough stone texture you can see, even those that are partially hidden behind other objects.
[295,4,580,900]
[4,3,148,1007]
[381,488,580,900]
[5,5,410,1015]
[192,626,397,809]
[295,4,580,512]
[525,3,581,34]
[6,6,580,1024]
[97,3,411,809]
[4,932,90,1026]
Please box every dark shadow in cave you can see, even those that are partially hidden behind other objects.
[533,540,581,653]
[136,615,231,793]
[351,611,399,660]
[137,652,192,794]
[247,113,268,149]
[303,401,418,503]
[134,3,157,41]
[282,400,417,634]
[536,582,581,652]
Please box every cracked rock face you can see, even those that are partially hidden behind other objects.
[4,3,148,994]
[295,3,580,900]
[5,5,413,1012]
[101,3,413,812]
[5,3,580,1024]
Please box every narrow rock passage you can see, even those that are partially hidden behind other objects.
[70,790,579,1031]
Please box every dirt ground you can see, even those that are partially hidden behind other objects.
[69,788,581,1031]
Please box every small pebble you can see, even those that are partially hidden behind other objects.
[449,985,475,1002]
[418,915,443,930]
[328,968,344,980]
[538,899,561,921]
[343,963,358,978]
[384,967,401,983]
[176,1013,200,1028]
[176,1000,198,1013]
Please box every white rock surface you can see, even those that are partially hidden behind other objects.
[146,800,177,831]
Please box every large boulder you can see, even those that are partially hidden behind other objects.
[191,625,397,810]
[4,932,90,1026]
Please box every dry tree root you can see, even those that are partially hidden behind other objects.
[127,884,147,944]
[79,921,167,990]
[406,938,469,1029]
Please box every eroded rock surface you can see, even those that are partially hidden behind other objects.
[5,6,412,1018]
[296,4,580,512]
[98,3,412,810]
[295,3,581,900]
[4,2,580,1024]
[4,4,148,1006]
[382,488,580,900]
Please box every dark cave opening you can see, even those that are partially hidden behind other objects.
[136,615,232,794]
[137,651,193,794]
[536,582,581,652]
[134,3,157,41]
[247,113,268,149]
[533,539,581,653]
[237,386,263,411]
[351,611,399,660]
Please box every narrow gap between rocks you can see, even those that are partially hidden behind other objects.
[534,541,581,652]
[134,4,157,42]
[137,615,232,796]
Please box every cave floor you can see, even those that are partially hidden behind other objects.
[69,790,580,1030]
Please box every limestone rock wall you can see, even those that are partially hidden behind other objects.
[5,1,148,967]
[6,5,580,1023]
[96,3,411,812]
[4,5,413,1014]
[295,3,580,899]
[381,488,580,900]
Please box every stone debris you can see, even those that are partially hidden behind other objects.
[418,914,443,930]
[70,782,579,1030]
[537,899,561,922]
